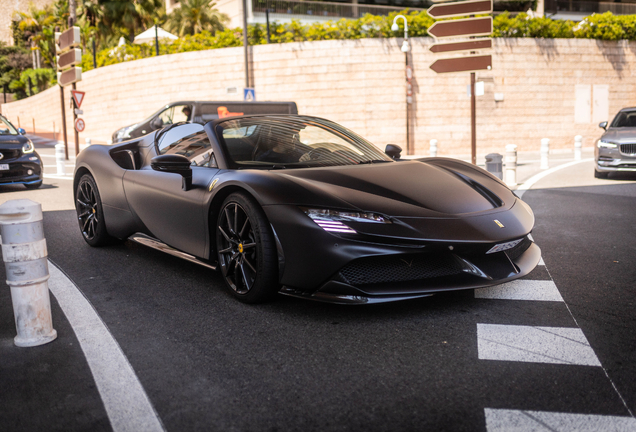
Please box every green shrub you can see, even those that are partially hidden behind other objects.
[80,10,636,70]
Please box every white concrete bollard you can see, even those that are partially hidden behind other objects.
[55,143,66,175]
[429,139,438,157]
[485,153,503,180]
[85,138,92,147]
[505,144,518,186]
[0,199,57,347]
[540,138,550,170]
[574,135,582,161]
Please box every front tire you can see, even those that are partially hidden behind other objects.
[216,192,279,303]
[75,174,116,246]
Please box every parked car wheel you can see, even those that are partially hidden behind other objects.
[216,192,278,303]
[75,174,117,246]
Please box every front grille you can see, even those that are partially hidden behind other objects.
[620,143,636,155]
[0,168,28,180]
[338,253,463,286]
[0,149,21,160]
[505,236,532,261]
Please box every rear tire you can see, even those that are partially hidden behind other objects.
[594,169,609,179]
[75,174,117,246]
[216,192,279,303]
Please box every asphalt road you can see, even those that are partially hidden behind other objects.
[1,147,635,431]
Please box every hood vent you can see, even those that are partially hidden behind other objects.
[447,171,504,208]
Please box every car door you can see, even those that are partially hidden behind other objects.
[123,124,219,258]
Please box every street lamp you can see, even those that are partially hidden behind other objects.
[391,15,409,53]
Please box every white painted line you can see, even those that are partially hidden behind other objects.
[47,262,165,432]
[484,408,636,432]
[477,323,601,366]
[516,158,594,199]
[475,280,563,302]
[539,257,545,266]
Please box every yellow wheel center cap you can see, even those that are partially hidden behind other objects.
[92,208,96,214]
[238,243,244,253]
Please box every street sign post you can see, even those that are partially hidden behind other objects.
[244,88,256,101]
[427,0,493,165]
[71,90,85,108]
[55,26,83,158]
[75,118,85,132]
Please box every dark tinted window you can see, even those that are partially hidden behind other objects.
[157,124,216,167]
[0,116,18,135]
[198,103,297,123]
[611,110,636,128]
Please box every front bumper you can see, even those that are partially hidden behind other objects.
[265,203,539,304]
[0,155,43,185]
[595,146,636,172]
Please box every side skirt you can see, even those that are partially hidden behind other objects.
[128,233,217,271]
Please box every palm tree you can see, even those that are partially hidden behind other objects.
[167,0,228,37]
[99,0,163,42]
[13,2,56,68]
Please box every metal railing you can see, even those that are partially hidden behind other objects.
[545,0,636,15]
[251,0,430,20]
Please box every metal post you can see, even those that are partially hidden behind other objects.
[242,0,250,89]
[3,83,6,103]
[574,135,582,160]
[470,72,476,165]
[32,118,35,135]
[266,9,271,44]
[72,82,79,156]
[505,144,517,186]
[92,37,97,69]
[405,53,410,155]
[154,25,159,56]
[0,199,57,347]
[59,85,68,160]
[429,139,438,157]
[540,138,550,169]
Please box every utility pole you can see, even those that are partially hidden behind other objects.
[242,0,250,89]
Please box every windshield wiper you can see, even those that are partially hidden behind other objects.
[357,159,392,165]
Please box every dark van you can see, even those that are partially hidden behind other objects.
[112,101,298,143]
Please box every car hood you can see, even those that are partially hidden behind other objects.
[601,128,636,143]
[275,159,513,218]
[0,134,28,149]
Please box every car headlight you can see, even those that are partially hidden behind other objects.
[597,140,617,149]
[22,139,34,154]
[302,208,391,233]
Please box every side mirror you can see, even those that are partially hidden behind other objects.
[599,121,608,130]
[150,117,164,130]
[18,128,26,135]
[151,154,193,191]
[385,144,402,160]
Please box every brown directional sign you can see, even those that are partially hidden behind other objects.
[56,27,81,53]
[429,54,492,74]
[57,67,82,87]
[57,48,82,71]
[429,39,492,54]
[428,0,492,19]
[428,17,492,39]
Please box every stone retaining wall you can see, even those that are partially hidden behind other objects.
[2,37,635,155]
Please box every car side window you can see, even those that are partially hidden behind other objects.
[157,105,192,126]
[157,124,217,167]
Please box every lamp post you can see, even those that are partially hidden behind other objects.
[391,15,412,154]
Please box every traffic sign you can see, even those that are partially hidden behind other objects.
[75,118,85,133]
[57,48,82,71]
[428,17,492,39]
[244,88,256,101]
[429,39,492,54]
[56,27,81,53]
[429,54,492,74]
[57,67,82,87]
[428,0,492,19]
[71,90,85,108]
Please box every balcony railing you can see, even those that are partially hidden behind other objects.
[545,0,636,15]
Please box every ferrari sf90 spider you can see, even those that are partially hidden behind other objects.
[74,115,540,304]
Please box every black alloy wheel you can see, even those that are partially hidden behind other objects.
[216,192,278,303]
[75,174,115,246]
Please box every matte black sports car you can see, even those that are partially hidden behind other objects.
[74,115,540,304]
[0,115,43,189]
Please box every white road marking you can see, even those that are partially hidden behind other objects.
[516,159,593,199]
[475,280,563,302]
[47,261,165,432]
[539,257,545,266]
[477,323,601,366]
[484,408,636,432]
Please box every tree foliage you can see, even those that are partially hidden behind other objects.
[166,0,229,37]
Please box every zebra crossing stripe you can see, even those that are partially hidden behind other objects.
[484,408,636,432]
[475,280,563,302]
[477,323,601,366]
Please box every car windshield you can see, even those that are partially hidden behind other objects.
[0,117,18,135]
[216,116,392,169]
[610,110,636,128]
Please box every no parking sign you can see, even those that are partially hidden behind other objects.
[75,118,85,132]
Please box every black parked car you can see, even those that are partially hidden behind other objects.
[112,101,298,143]
[596,107,636,178]
[78,115,540,304]
[0,115,43,189]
